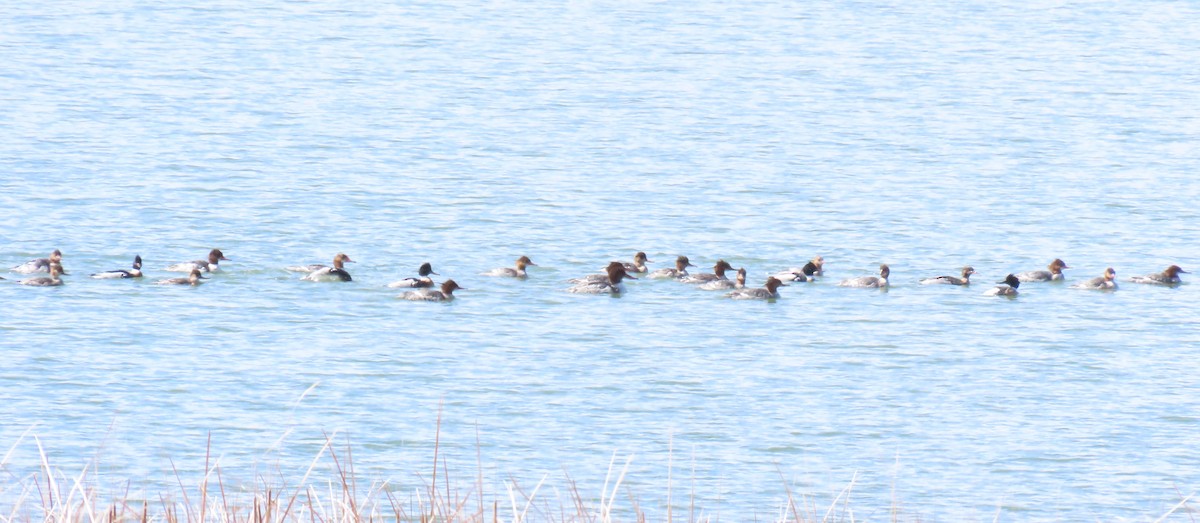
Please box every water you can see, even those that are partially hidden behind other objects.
[2,1,1199,520]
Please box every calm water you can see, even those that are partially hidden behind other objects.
[2,1,1199,520]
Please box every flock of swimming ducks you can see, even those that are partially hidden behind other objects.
[3,249,1189,302]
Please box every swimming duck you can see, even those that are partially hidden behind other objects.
[647,256,695,279]
[769,263,819,283]
[920,266,975,285]
[680,260,735,284]
[1016,259,1069,282]
[400,279,464,301]
[1129,265,1187,285]
[983,274,1020,296]
[19,262,66,286]
[483,256,535,278]
[569,262,626,285]
[91,255,143,279]
[838,264,890,288]
[568,264,635,294]
[700,267,746,290]
[387,262,439,288]
[156,268,206,286]
[728,276,787,300]
[11,249,62,274]
[622,252,652,274]
[1072,267,1118,290]
[301,253,354,282]
[167,249,229,272]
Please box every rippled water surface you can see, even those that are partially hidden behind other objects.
[2,1,1199,520]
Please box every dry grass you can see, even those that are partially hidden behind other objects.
[1,415,1194,523]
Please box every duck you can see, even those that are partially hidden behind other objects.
[483,256,536,278]
[622,252,652,274]
[1016,259,1069,282]
[983,274,1021,296]
[680,260,735,284]
[167,249,229,272]
[569,262,626,285]
[387,262,439,288]
[1129,265,1187,285]
[920,266,975,285]
[11,249,62,274]
[647,256,695,279]
[838,264,890,288]
[156,268,206,286]
[567,264,635,294]
[91,255,144,279]
[19,262,66,286]
[1072,267,1118,290]
[700,267,746,290]
[728,276,787,300]
[399,279,464,301]
[769,263,819,283]
[799,255,825,277]
[301,253,354,282]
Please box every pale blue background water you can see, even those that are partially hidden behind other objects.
[2,1,1199,520]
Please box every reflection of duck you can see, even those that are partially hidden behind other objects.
[156,268,206,286]
[728,277,786,300]
[1016,259,1069,282]
[20,262,66,286]
[920,266,974,286]
[647,256,695,279]
[484,256,535,278]
[301,253,354,282]
[400,280,464,301]
[838,264,890,288]
[1129,265,1187,285]
[167,249,229,272]
[1072,268,1117,290]
[568,264,635,295]
[983,274,1020,296]
[388,262,439,288]
[12,249,62,273]
[92,255,144,279]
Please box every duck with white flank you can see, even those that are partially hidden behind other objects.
[1016,259,1069,282]
[729,276,786,300]
[700,267,746,290]
[299,253,354,282]
[387,262,439,288]
[920,266,975,285]
[770,263,819,283]
[20,262,66,286]
[680,260,735,284]
[1129,265,1187,285]
[12,249,62,274]
[484,256,535,278]
[1072,267,1118,290]
[839,264,890,288]
[623,252,652,274]
[647,256,695,279]
[167,249,229,272]
[92,255,143,279]
[400,280,464,301]
[984,274,1021,296]
[568,264,635,294]
[156,268,206,286]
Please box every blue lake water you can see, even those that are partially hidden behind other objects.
[2,1,1199,520]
